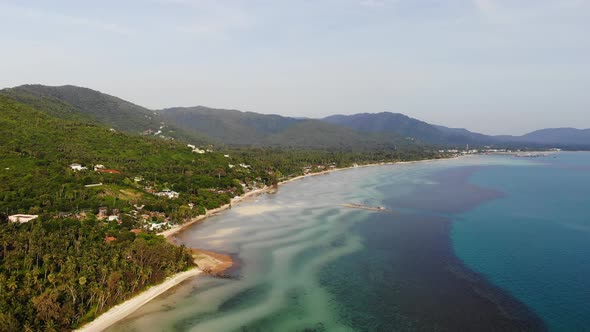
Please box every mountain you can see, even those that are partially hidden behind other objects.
[496,128,590,146]
[433,125,494,144]
[157,107,417,150]
[322,112,590,148]
[322,112,484,145]
[157,106,299,145]
[2,84,587,149]
[0,85,209,143]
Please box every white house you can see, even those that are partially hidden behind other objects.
[9,214,38,223]
[107,215,119,222]
[93,164,106,171]
[239,163,252,169]
[70,163,88,171]
[155,189,179,199]
[224,154,230,158]
[149,222,169,230]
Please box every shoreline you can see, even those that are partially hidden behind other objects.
[160,156,455,240]
[78,156,454,331]
[75,268,202,332]
[158,184,277,239]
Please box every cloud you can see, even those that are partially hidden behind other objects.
[0,3,135,36]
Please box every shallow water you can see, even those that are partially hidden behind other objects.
[109,153,590,331]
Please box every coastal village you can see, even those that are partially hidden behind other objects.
[7,144,563,235]
[6,143,275,244]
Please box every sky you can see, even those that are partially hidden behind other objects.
[0,0,589,135]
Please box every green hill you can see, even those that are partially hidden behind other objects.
[158,106,418,150]
[158,106,299,145]
[0,94,251,216]
[1,85,209,144]
[322,112,485,145]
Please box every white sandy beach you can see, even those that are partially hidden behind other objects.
[75,268,202,332]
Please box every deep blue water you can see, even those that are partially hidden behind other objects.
[452,152,590,331]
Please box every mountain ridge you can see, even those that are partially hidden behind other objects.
[2,84,588,149]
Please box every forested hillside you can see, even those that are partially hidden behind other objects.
[3,85,587,150]
[158,106,419,149]
[1,85,209,144]
[0,95,247,217]
[322,112,487,145]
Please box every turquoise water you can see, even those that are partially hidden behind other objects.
[109,153,590,331]
[452,152,590,331]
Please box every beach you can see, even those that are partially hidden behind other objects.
[75,268,203,332]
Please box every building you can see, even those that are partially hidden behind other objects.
[149,222,169,230]
[69,163,87,171]
[9,214,38,223]
[93,164,106,171]
[155,189,179,199]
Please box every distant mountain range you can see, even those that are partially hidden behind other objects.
[1,84,588,149]
[156,106,417,150]
[495,128,590,146]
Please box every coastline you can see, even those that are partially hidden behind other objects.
[79,156,454,331]
[75,268,202,332]
[158,184,278,240]
[160,157,455,240]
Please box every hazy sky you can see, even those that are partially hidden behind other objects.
[1,0,589,134]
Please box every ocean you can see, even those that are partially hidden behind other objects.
[108,152,590,332]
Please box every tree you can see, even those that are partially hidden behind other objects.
[32,290,61,324]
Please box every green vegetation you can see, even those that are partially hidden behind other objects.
[1,85,209,144]
[157,106,421,150]
[0,219,192,331]
[0,95,249,217]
